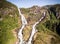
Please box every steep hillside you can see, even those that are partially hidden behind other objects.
[0,0,21,44]
[0,0,60,44]
[20,4,60,44]
[43,4,60,35]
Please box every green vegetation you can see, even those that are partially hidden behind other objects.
[21,8,30,14]
[0,0,20,44]
[0,0,60,44]
[34,7,60,44]
[35,23,60,44]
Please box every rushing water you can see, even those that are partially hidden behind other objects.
[27,12,46,44]
[18,7,46,44]
[18,8,27,44]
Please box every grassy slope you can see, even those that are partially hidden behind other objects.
[0,1,21,44]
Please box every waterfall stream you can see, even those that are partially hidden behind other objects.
[18,8,27,44]
[17,7,46,44]
[27,12,46,44]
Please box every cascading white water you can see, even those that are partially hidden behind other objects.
[27,22,39,44]
[27,12,46,44]
[17,6,46,44]
[18,8,27,44]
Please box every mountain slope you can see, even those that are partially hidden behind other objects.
[20,4,60,44]
[0,0,60,44]
[33,5,60,44]
[0,0,21,44]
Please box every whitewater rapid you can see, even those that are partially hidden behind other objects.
[18,8,27,44]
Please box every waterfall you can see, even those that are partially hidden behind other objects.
[27,12,46,44]
[18,8,27,44]
[17,7,46,44]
